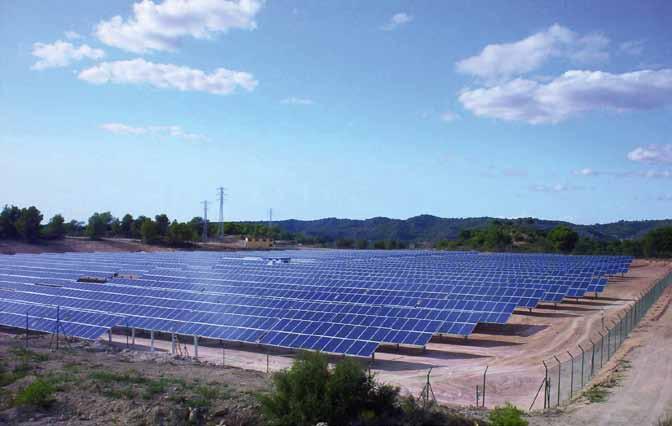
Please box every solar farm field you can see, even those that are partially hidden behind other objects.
[1,249,668,408]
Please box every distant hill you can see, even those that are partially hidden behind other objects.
[264,215,672,243]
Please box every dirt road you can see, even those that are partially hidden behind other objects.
[530,284,672,426]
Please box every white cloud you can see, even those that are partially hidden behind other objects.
[440,111,459,122]
[459,69,672,124]
[101,122,207,142]
[78,58,257,95]
[572,168,597,176]
[101,123,147,135]
[456,24,609,81]
[381,13,412,31]
[627,144,672,164]
[530,183,583,193]
[95,0,263,53]
[572,167,672,179]
[64,31,82,40]
[620,40,644,56]
[657,194,672,202]
[31,41,105,70]
[281,97,314,105]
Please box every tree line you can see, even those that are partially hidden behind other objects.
[0,205,282,247]
[434,221,672,258]
[3,204,672,257]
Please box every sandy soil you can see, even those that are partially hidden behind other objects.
[99,260,672,411]
[0,238,173,255]
[369,260,672,410]
[528,281,672,426]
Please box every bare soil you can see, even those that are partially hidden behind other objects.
[0,332,269,425]
[528,280,672,426]
[0,238,173,255]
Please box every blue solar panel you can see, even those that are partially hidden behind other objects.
[0,250,632,357]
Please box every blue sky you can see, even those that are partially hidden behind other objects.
[2,0,672,225]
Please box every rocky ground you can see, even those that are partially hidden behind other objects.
[0,332,269,425]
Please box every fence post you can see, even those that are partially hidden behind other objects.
[599,331,605,368]
[607,327,611,359]
[554,355,561,407]
[578,344,585,388]
[567,351,574,399]
[482,365,489,408]
[543,361,548,409]
[590,338,595,376]
[25,311,30,348]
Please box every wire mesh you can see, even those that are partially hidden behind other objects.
[543,271,672,409]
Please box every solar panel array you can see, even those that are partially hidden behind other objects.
[0,250,631,357]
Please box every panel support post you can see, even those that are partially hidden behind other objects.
[193,335,199,360]
[108,330,112,345]
[171,333,176,355]
[131,328,136,347]
[150,330,155,352]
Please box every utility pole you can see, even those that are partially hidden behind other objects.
[201,200,209,241]
[217,187,226,240]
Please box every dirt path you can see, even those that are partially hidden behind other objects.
[530,283,672,426]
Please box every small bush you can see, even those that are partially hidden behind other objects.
[657,413,672,426]
[584,385,608,403]
[14,379,56,408]
[489,403,528,426]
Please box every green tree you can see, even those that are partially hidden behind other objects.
[44,214,66,240]
[15,206,43,242]
[0,205,22,239]
[336,238,355,249]
[189,217,205,239]
[64,220,85,236]
[548,225,579,253]
[355,239,369,249]
[120,214,134,238]
[373,240,386,250]
[155,214,170,237]
[140,219,160,244]
[86,212,108,240]
[259,351,399,426]
[642,227,672,258]
[132,215,148,239]
[167,221,196,246]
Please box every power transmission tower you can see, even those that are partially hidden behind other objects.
[217,187,226,240]
[268,208,273,229]
[201,200,209,241]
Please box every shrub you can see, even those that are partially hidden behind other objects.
[14,379,56,408]
[259,352,400,426]
[489,403,528,426]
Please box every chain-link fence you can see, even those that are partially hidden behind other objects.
[537,271,672,410]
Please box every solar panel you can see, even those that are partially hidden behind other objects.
[0,250,632,357]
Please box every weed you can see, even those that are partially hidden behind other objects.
[102,386,136,400]
[489,402,528,426]
[657,413,672,426]
[14,379,56,408]
[9,347,49,363]
[89,370,148,385]
[584,385,609,403]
